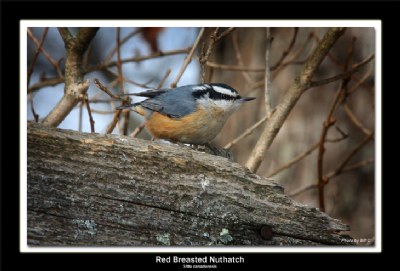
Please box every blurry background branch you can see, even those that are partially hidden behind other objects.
[27,47,191,94]
[246,27,347,173]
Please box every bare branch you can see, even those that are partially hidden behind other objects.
[206,62,264,72]
[271,27,299,70]
[104,28,141,63]
[316,37,354,212]
[272,31,315,76]
[28,48,191,93]
[267,135,348,178]
[264,27,273,118]
[116,27,125,95]
[28,77,64,93]
[216,27,236,41]
[310,54,375,88]
[27,27,49,122]
[130,122,146,138]
[348,67,373,95]
[200,28,219,83]
[342,158,374,172]
[157,69,171,89]
[328,132,374,179]
[232,31,253,83]
[170,28,205,88]
[27,28,60,72]
[42,27,99,127]
[224,114,269,150]
[115,27,129,136]
[104,69,153,89]
[245,27,347,173]
[93,47,192,72]
[344,104,373,136]
[27,28,49,86]
[106,110,122,134]
[93,78,122,99]
[84,95,95,133]
[289,149,374,199]
[289,184,318,198]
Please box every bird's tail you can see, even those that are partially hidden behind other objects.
[115,103,145,116]
[115,103,139,110]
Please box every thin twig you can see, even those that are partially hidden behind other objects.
[104,28,141,63]
[122,110,130,135]
[29,93,39,123]
[157,69,171,89]
[224,113,271,150]
[130,122,146,138]
[28,77,64,93]
[328,132,374,179]
[78,101,83,132]
[200,28,219,83]
[90,109,115,114]
[267,135,348,178]
[116,28,125,95]
[96,74,129,134]
[27,28,49,122]
[88,98,119,103]
[93,78,126,100]
[232,31,253,83]
[116,27,130,136]
[106,110,122,134]
[348,67,373,95]
[216,27,236,41]
[289,154,374,198]
[264,27,273,118]
[104,69,153,89]
[316,38,355,212]
[271,27,299,70]
[310,54,375,88]
[170,28,205,88]
[344,104,372,136]
[92,47,192,73]
[289,184,318,198]
[27,27,63,77]
[83,42,93,71]
[342,158,374,172]
[84,95,95,133]
[272,31,315,76]
[28,48,191,93]
[27,28,49,86]
[206,62,264,72]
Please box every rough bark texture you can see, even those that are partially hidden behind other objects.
[27,122,352,246]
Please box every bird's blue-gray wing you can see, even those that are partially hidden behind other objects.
[140,88,197,118]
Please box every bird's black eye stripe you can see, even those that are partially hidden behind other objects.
[192,89,238,100]
[192,87,239,100]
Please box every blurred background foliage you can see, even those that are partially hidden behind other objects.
[27,27,375,240]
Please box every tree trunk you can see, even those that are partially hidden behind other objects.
[27,122,351,246]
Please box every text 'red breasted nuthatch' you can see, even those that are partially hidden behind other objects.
[116,83,256,145]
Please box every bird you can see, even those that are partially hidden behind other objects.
[116,83,255,145]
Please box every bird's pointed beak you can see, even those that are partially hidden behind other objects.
[239,97,256,102]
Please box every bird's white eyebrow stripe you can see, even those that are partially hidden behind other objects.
[193,86,208,91]
[212,86,238,96]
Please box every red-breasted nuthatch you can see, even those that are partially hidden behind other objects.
[116,83,255,145]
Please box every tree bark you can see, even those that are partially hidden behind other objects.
[27,122,351,246]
